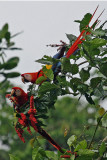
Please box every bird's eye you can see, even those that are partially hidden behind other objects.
[16,89,21,96]
[25,74,29,78]
[24,74,31,81]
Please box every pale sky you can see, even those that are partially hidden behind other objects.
[0,1,107,108]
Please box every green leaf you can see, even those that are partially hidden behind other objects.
[94,83,105,98]
[0,64,4,70]
[70,155,75,160]
[42,66,54,80]
[2,23,8,32]
[0,23,8,39]
[80,13,92,32]
[32,147,39,160]
[88,38,107,49]
[74,20,81,23]
[30,138,36,148]
[70,78,81,92]
[85,93,95,105]
[94,29,106,36]
[80,69,90,82]
[98,108,105,116]
[70,64,79,75]
[91,48,100,56]
[9,154,20,160]
[57,76,69,87]
[78,149,95,156]
[87,28,105,36]
[5,31,11,42]
[66,34,77,42]
[61,57,71,73]
[76,155,94,160]
[32,147,48,160]
[90,77,102,89]
[102,113,107,128]
[36,55,59,65]
[75,13,92,32]
[38,147,47,157]
[3,72,20,78]
[7,42,15,47]
[3,57,19,70]
[100,62,107,77]
[36,76,47,84]
[67,135,77,147]
[46,151,57,160]
[75,140,87,152]
[77,84,89,93]
[99,142,106,156]
[38,82,59,95]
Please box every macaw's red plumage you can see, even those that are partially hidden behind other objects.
[6,87,28,109]
[66,5,102,58]
[8,94,64,153]
[11,87,28,107]
[21,6,104,85]
[21,69,44,84]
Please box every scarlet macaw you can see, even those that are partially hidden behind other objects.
[21,46,66,84]
[6,87,64,153]
[6,87,78,157]
[21,6,103,85]
[6,87,28,112]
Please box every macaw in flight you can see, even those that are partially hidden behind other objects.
[21,5,104,85]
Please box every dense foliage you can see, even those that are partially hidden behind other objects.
[0,23,24,160]
[0,11,107,160]
[27,13,107,159]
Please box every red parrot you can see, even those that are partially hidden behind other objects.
[21,46,66,84]
[6,88,78,156]
[6,87,28,111]
[21,6,103,85]
[21,70,44,84]
[6,88,64,153]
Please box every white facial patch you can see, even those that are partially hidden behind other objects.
[15,89,21,96]
[24,74,32,81]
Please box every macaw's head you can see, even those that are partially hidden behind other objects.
[21,70,44,84]
[21,72,38,84]
[11,87,26,97]
[11,87,28,107]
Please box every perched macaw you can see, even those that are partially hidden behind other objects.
[21,46,66,84]
[6,87,28,111]
[6,88,78,156]
[21,5,102,85]
[6,87,64,153]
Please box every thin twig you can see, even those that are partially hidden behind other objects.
[102,136,107,143]
[92,124,107,129]
[78,60,88,66]
[67,91,79,96]
[97,135,107,160]
[88,111,107,149]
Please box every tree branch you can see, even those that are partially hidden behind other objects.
[88,111,107,149]
[78,60,88,66]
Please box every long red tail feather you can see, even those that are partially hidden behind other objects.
[37,126,64,153]
[66,6,102,58]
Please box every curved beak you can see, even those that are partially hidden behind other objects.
[21,76,25,84]
[11,89,15,96]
